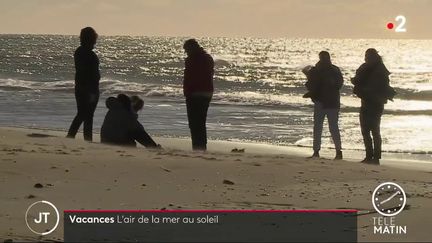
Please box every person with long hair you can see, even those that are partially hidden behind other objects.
[67,27,100,141]
[352,48,395,165]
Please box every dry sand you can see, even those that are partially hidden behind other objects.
[0,127,431,242]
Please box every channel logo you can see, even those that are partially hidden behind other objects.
[372,182,408,235]
[372,182,406,217]
[25,201,59,235]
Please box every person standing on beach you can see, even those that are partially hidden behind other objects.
[352,48,394,165]
[183,39,214,151]
[67,27,100,142]
[303,51,344,160]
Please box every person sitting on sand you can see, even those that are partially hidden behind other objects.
[130,95,144,115]
[100,94,160,148]
[303,51,344,160]
[352,48,395,165]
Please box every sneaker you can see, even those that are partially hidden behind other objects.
[371,158,380,165]
[334,150,343,160]
[308,151,320,159]
[361,158,379,165]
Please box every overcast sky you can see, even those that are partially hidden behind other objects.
[0,0,430,38]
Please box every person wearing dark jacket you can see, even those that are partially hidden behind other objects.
[352,48,393,165]
[303,51,344,160]
[183,39,214,151]
[67,27,100,141]
[100,94,159,148]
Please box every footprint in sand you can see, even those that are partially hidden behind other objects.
[223,179,235,185]
[160,166,172,172]
[55,150,70,155]
[194,155,218,161]
[34,183,43,188]
[27,133,55,138]
[231,148,245,153]
[38,147,48,152]
[34,143,49,146]
[120,154,134,157]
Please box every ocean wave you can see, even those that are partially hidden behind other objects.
[340,106,432,116]
[1,78,432,115]
[0,79,75,92]
[393,88,432,101]
[0,78,183,97]
[293,142,432,155]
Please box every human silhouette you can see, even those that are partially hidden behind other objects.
[67,27,100,141]
[352,48,395,165]
[130,95,144,115]
[183,39,214,151]
[100,94,159,148]
[303,51,344,160]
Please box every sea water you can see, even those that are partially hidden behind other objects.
[0,35,431,158]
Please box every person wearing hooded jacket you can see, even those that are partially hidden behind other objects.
[352,48,394,165]
[183,39,214,151]
[100,94,159,148]
[303,51,344,160]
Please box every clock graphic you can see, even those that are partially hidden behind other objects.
[372,182,406,217]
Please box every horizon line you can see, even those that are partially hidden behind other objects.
[0,33,430,41]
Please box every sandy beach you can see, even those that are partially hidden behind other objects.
[0,126,430,242]
[1,1,432,242]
